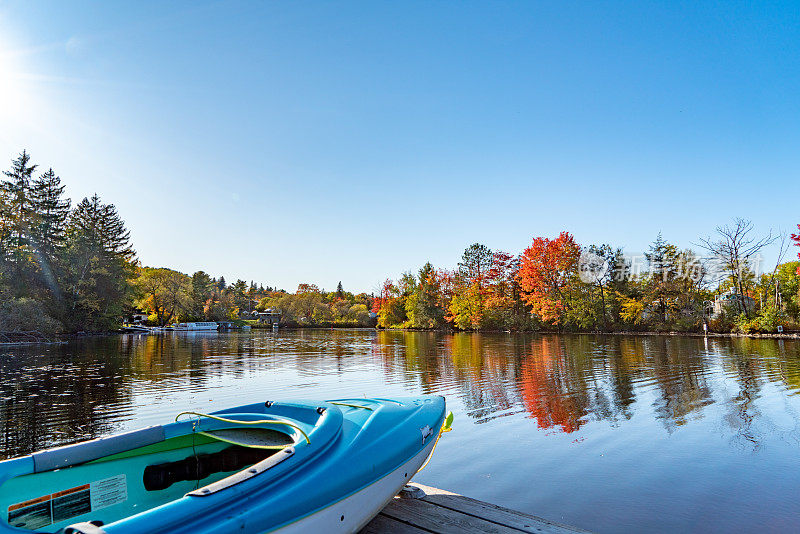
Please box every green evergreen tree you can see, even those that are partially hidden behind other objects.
[408,262,444,328]
[30,168,70,255]
[1,151,38,295]
[63,194,136,331]
[190,271,214,320]
[29,168,71,300]
[1,150,37,248]
[458,243,493,284]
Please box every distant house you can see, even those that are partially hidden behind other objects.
[708,292,756,318]
[253,308,281,325]
[130,309,148,324]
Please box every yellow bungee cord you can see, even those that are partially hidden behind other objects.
[175,411,311,444]
[416,411,453,473]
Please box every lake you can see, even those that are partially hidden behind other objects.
[2,330,800,532]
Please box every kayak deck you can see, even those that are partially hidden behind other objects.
[1,428,289,531]
[0,397,447,534]
[0,407,318,532]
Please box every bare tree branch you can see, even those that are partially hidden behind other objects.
[695,218,778,317]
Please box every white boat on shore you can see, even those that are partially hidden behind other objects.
[172,322,219,331]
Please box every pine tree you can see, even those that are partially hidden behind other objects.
[63,194,136,330]
[1,151,38,295]
[29,168,71,300]
[1,150,37,251]
[336,281,344,298]
[458,243,493,286]
[644,233,681,323]
[30,168,70,255]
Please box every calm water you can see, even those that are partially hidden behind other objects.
[2,330,800,532]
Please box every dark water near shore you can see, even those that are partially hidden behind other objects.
[2,330,800,532]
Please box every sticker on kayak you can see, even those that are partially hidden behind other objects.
[6,474,127,530]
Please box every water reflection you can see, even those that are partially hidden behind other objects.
[2,331,800,458]
[4,330,800,532]
[372,332,800,448]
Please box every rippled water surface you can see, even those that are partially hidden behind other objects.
[3,330,800,532]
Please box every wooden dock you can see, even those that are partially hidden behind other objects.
[360,483,589,533]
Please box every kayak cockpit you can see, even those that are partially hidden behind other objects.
[0,403,339,533]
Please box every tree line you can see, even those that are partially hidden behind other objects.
[0,151,134,335]
[3,150,798,336]
[135,270,375,328]
[373,224,800,333]
[0,150,377,333]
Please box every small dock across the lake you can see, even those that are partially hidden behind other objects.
[361,483,588,533]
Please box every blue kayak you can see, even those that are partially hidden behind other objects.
[0,396,450,533]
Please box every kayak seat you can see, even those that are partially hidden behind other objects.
[198,427,294,450]
[143,445,274,492]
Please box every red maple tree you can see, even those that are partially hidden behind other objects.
[792,224,800,276]
[517,232,581,324]
[371,279,395,313]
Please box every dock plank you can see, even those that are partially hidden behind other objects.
[361,483,588,534]
[359,513,432,534]
[381,497,527,533]
[414,484,588,534]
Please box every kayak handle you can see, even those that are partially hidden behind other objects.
[329,402,374,411]
[175,412,311,444]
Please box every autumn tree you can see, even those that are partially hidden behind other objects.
[374,279,406,327]
[518,232,581,325]
[578,244,624,328]
[644,234,682,323]
[775,261,800,319]
[482,251,530,329]
[134,267,191,325]
[446,244,495,329]
[447,282,484,330]
[297,283,320,294]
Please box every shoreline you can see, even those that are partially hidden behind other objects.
[370,326,800,340]
[4,327,798,346]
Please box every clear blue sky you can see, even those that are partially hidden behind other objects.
[1,1,798,293]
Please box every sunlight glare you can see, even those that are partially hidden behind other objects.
[0,41,31,121]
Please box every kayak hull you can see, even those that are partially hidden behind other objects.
[271,434,436,534]
[0,396,447,534]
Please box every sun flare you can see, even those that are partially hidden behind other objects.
[0,41,33,121]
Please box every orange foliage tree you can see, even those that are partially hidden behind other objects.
[792,224,800,275]
[485,251,519,309]
[373,279,407,327]
[518,232,581,325]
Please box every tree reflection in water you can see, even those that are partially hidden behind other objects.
[372,331,800,448]
[3,331,800,460]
